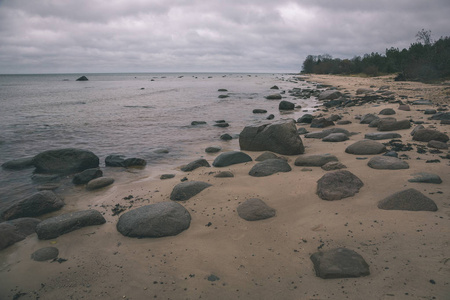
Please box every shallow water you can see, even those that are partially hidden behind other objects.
[0,73,319,209]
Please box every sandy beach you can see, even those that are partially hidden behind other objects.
[1,74,449,300]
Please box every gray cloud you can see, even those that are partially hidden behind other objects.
[0,0,449,73]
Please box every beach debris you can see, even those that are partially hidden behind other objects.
[367,156,409,170]
[86,177,114,190]
[377,188,438,211]
[180,159,210,172]
[248,159,291,177]
[295,154,338,167]
[212,151,252,167]
[36,209,106,240]
[170,181,211,201]
[32,148,99,174]
[72,168,103,185]
[317,170,364,200]
[0,218,41,250]
[310,248,370,279]
[237,198,276,221]
[408,172,442,184]
[345,140,386,155]
[239,120,304,155]
[116,202,191,238]
[31,247,59,261]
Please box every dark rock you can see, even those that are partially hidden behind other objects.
[427,140,448,149]
[160,174,175,180]
[408,172,442,184]
[1,157,34,170]
[336,120,352,125]
[377,188,438,211]
[297,127,309,135]
[248,159,291,177]
[253,109,267,114]
[35,210,106,240]
[345,140,386,155]
[326,114,341,122]
[364,132,402,140]
[205,146,221,153]
[323,98,344,108]
[239,120,304,155]
[72,168,103,185]
[181,159,210,172]
[191,121,207,126]
[1,191,64,221]
[310,248,370,279]
[318,90,342,100]
[214,171,234,178]
[279,100,295,110]
[255,152,281,161]
[410,125,425,136]
[305,128,351,139]
[153,148,170,154]
[398,104,411,111]
[413,129,449,142]
[322,133,349,142]
[266,114,275,120]
[383,151,398,157]
[321,162,347,171]
[430,112,450,120]
[265,94,282,100]
[86,177,114,190]
[317,170,364,200]
[379,108,396,115]
[367,156,409,169]
[310,118,334,128]
[0,218,41,250]
[237,198,276,221]
[213,122,229,128]
[116,202,191,238]
[295,154,338,167]
[123,158,147,167]
[218,95,229,99]
[270,85,279,90]
[360,114,379,124]
[297,114,314,124]
[31,173,60,183]
[33,148,99,174]
[377,119,411,131]
[220,133,233,141]
[76,76,89,81]
[212,151,252,167]
[31,247,59,261]
[412,99,433,105]
[170,181,212,201]
[105,155,126,167]
[424,109,437,115]
[218,89,228,92]
[356,88,374,95]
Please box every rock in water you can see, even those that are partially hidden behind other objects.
[181,159,210,172]
[35,210,106,240]
[86,177,114,190]
[31,247,59,261]
[237,198,276,221]
[279,100,295,110]
[294,154,338,167]
[33,148,99,174]
[265,94,282,100]
[212,151,252,167]
[377,188,438,211]
[1,157,35,170]
[72,168,103,185]
[239,120,304,155]
[116,202,191,238]
[248,159,291,177]
[367,156,409,169]
[310,248,370,279]
[317,170,364,200]
[345,140,386,155]
[0,218,41,250]
[76,76,88,81]
[105,155,126,167]
[1,191,64,220]
[123,158,147,167]
[170,181,212,201]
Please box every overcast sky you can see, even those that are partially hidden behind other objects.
[0,0,449,74]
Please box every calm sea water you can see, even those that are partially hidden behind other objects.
[0,73,318,209]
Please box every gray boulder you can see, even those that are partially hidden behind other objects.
[322,133,349,142]
[253,109,267,114]
[321,162,347,171]
[367,156,409,169]
[408,172,442,184]
[220,134,233,141]
[76,76,89,81]
[205,146,222,153]
[430,112,450,120]
[0,218,41,250]
[360,114,379,124]
[297,114,314,124]
[295,154,338,167]
[345,140,386,155]
[86,177,114,190]
[123,158,147,167]
[427,140,448,149]
[377,188,438,211]
[248,159,292,177]
[31,247,59,261]
[1,157,34,170]
[305,128,351,139]
[364,132,402,140]
[33,148,99,174]
[237,198,276,221]
[72,168,103,185]
[310,118,334,128]
[279,100,295,110]
[105,155,126,167]
[212,151,252,167]
[160,174,175,180]
[35,209,106,240]
[379,108,396,115]
[239,120,304,155]
[181,159,211,172]
[410,125,425,136]
[398,104,411,111]
[117,202,191,238]
[214,171,234,178]
[310,248,370,279]
[255,152,282,161]
[317,170,364,200]
[356,88,374,95]
[318,90,342,100]
[1,191,64,221]
[265,94,282,100]
[412,129,449,143]
[170,181,212,201]
[377,119,411,131]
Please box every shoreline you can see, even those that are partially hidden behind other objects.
[1,74,449,300]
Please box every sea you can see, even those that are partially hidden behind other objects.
[0,72,319,210]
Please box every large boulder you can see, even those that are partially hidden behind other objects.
[117,202,191,238]
[170,181,212,201]
[367,156,409,170]
[239,120,304,155]
[279,100,295,110]
[248,159,292,177]
[72,168,103,185]
[377,119,411,131]
[412,129,449,143]
[317,170,364,200]
[310,248,370,279]
[76,76,89,81]
[237,198,276,221]
[1,191,64,221]
[212,151,252,167]
[0,218,41,250]
[345,140,386,155]
[377,188,438,211]
[35,209,106,240]
[318,90,341,100]
[295,154,338,167]
[32,148,99,174]
[181,159,211,172]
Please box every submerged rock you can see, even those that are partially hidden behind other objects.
[1,157,34,170]
[33,148,99,174]
[72,168,103,185]
[76,76,89,81]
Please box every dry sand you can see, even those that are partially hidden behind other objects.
[1,74,449,300]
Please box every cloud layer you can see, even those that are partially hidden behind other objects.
[0,0,449,73]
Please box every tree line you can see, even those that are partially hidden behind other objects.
[301,30,450,82]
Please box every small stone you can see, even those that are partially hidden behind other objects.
[160,174,175,180]
[86,177,114,190]
[31,247,59,261]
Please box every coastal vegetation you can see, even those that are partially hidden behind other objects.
[301,29,450,82]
